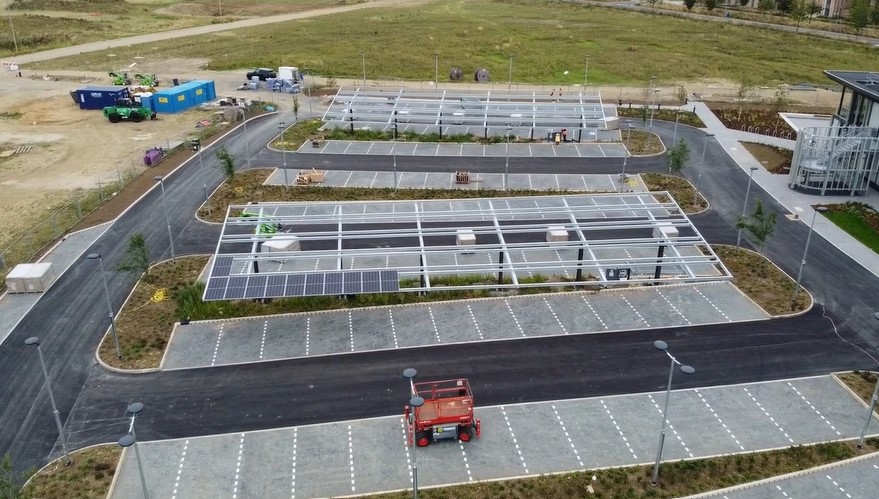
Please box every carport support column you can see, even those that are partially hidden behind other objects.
[497,250,504,286]
[576,247,584,281]
[654,245,665,282]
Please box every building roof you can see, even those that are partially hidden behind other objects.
[824,70,879,102]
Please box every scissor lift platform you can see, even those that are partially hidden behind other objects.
[405,378,481,447]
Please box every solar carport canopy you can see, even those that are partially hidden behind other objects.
[322,87,610,134]
[203,194,731,301]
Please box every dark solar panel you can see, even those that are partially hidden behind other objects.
[205,277,227,301]
[286,274,306,296]
[325,272,343,295]
[343,271,362,294]
[380,270,400,292]
[304,273,324,296]
[213,256,234,277]
[266,275,286,298]
[225,276,248,300]
[204,270,400,301]
[362,271,381,293]
[244,275,268,299]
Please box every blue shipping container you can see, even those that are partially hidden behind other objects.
[73,86,130,110]
[151,80,216,114]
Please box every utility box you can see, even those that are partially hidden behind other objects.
[456,229,476,253]
[653,223,680,240]
[546,225,568,242]
[71,86,131,110]
[262,236,300,262]
[6,263,57,294]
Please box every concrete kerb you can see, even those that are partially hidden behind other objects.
[680,450,879,499]
[831,371,879,411]
[21,441,119,490]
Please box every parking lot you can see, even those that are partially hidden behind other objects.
[162,282,765,370]
[109,375,877,499]
[265,169,641,192]
[296,140,629,158]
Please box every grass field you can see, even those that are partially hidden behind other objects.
[25,0,879,85]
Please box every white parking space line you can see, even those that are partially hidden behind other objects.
[553,250,571,278]
[581,297,609,330]
[581,175,589,190]
[528,174,534,190]
[400,418,412,479]
[290,428,298,499]
[466,304,484,340]
[519,251,534,278]
[259,320,268,360]
[313,258,320,271]
[428,306,441,343]
[305,318,311,356]
[458,442,473,481]
[348,311,355,352]
[501,406,529,474]
[343,171,354,187]
[368,172,378,188]
[342,142,353,154]
[542,297,567,334]
[693,287,731,321]
[601,399,638,460]
[210,323,225,366]
[348,425,356,492]
[648,394,693,458]
[551,405,584,468]
[171,439,189,499]
[694,389,744,451]
[412,143,419,155]
[388,310,399,349]
[233,433,245,499]
[775,484,791,498]
[655,289,691,325]
[744,387,794,443]
[504,299,526,337]
[787,382,841,436]
[555,174,561,190]
[576,146,582,158]
[825,473,851,498]
[618,294,651,327]
[396,172,404,189]
[365,143,374,154]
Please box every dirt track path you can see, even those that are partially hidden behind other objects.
[12,0,429,65]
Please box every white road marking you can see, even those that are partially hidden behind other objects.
[466,304,484,340]
[348,310,355,352]
[694,389,744,451]
[655,288,691,325]
[693,286,731,321]
[210,323,225,366]
[459,442,473,481]
[787,381,841,436]
[601,399,638,460]
[428,306,441,343]
[744,387,794,443]
[232,433,245,499]
[400,418,412,479]
[500,406,529,474]
[170,439,189,499]
[304,317,310,356]
[648,394,693,458]
[259,320,268,360]
[580,297,608,329]
[825,473,851,498]
[290,428,298,499]
[775,484,790,497]
[348,425,356,492]
[504,299,526,337]
[552,404,584,468]
[542,297,568,334]
[389,310,399,349]
[618,294,650,327]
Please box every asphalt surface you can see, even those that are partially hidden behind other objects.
[2,112,879,478]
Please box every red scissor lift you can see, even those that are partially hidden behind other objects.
[405,378,481,447]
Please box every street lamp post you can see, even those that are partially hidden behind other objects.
[508,54,513,95]
[625,119,633,147]
[391,125,398,190]
[153,176,175,258]
[694,133,714,207]
[25,337,73,465]
[584,56,589,86]
[304,68,313,116]
[620,156,628,193]
[403,368,420,499]
[434,51,439,92]
[124,402,150,499]
[857,311,879,448]
[505,123,512,191]
[361,50,366,86]
[651,340,695,485]
[736,167,759,247]
[191,139,211,217]
[278,121,288,190]
[87,253,122,359]
[671,111,680,146]
[791,206,828,308]
[649,89,660,130]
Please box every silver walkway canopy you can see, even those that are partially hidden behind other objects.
[203,194,731,301]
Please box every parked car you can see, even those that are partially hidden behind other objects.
[246,68,277,81]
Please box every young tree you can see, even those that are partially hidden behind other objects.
[758,0,775,17]
[776,0,792,13]
[871,2,879,26]
[1,453,32,499]
[216,146,236,180]
[292,95,300,121]
[736,200,777,255]
[789,0,810,32]
[116,233,151,282]
[685,0,697,10]
[808,3,821,22]
[644,0,661,9]
[851,0,871,33]
[667,138,690,175]
[704,0,718,11]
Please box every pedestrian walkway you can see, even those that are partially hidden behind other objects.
[690,101,879,278]
[108,375,879,499]
[0,223,111,346]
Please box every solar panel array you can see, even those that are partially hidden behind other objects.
[204,256,399,301]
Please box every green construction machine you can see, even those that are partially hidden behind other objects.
[109,71,132,85]
[134,73,160,87]
[103,98,156,123]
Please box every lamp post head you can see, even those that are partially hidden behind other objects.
[278,122,285,129]
[750,166,759,172]
[410,396,425,408]
[654,340,668,351]
[25,336,39,346]
[87,253,101,260]
[119,434,136,448]
[127,402,144,415]
[403,368,417,380]
[680,365,695,375]
[815,206,828,213]
[706,133,715,138]
[153,175,163,182]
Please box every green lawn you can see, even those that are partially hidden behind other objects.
[25,0,879,85]
[824,203,879,254]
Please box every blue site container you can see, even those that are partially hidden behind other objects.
[151,80,216,114]
[72,86,130,110]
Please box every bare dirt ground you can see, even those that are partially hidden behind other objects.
[0,59,250,248]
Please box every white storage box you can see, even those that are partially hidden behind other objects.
[547,226,568,242]
[456,229,476,253]
[6,262,56,294]
[261,236,300,262]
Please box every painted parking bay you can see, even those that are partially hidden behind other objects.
[161,282,767,370]
[109,376,879,499]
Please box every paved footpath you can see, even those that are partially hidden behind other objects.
[109,375,879,499]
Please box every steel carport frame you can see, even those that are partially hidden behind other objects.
[202,194,731,301]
